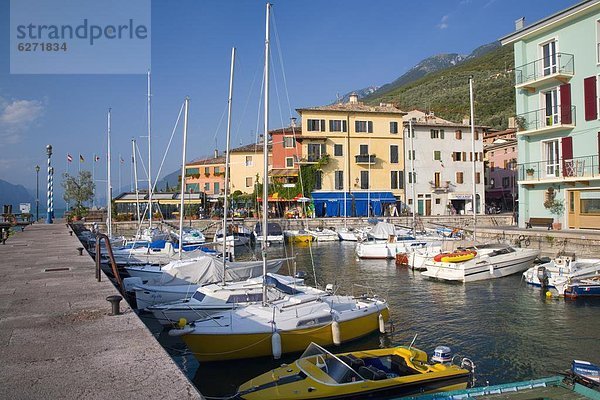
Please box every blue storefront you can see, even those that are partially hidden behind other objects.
[311,191,399,217]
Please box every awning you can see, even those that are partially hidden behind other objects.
[311,191,399,217]
[270,168,299,177]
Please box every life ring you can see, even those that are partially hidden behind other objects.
[434,250,477,263]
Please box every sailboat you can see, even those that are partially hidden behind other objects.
[169,3,389,362]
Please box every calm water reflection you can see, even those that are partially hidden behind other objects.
[148,241,600,398]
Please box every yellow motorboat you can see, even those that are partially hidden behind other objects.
[236,343,474,399]
[284,230,314,243]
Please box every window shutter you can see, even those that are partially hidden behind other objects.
[462,152,466,161]
[399,171,404,189]
[584,77,597,121]
[354,121,359,132]
[452,152,456,161]
[560,83,572,124]
[342,120,347,132]
[367,121,373,133]
[321,144,326,156]
[440,129,445,139]
[561,136,573,176]
[320,119,325,131]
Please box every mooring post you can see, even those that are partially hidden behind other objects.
[106,295,123,315]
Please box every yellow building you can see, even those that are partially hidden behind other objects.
[229,142,271,195]
[297,95,406,208]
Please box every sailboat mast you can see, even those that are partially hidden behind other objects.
[147,70,153,229]
[107,108,113,238]
[409,119,416,235]
[178,97,190,258]
[469,76,477,239]
[262,2,271,306]
[222,47,236,285]
[132,138,141,225]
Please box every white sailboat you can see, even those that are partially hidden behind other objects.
[169,3,389,362]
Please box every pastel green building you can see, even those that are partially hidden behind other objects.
[501,0,600,229]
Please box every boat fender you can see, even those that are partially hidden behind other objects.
[271,331,282,359]
[378,313,386,334]
[178,318,187,328]
[332,320,341,346]
[489,264,494,275]
[168,325,195,337]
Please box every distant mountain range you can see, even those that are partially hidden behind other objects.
[0,179,35,212]
[335,86,380,103]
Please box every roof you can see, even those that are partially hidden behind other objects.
[230,142,272,153]
[188,156,226,165]
[484,128,517,140]
[269,126,302,135]
[402,109,488,130]
[485,138,518,151]
[297,102,406,115]
[499,0,600,45]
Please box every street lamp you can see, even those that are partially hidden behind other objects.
[35,165,40,222]
[46,145,53,224]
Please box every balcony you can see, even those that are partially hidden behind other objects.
[429,180,453,193]
[514,53,574,91]
[515,105,575,136]
[296,154,329,165]
[355,154,376,164]
[517,155,600,185]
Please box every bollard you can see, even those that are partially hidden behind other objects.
[77,247,84,256]
[69,231,73,236]
[106,295,123,315]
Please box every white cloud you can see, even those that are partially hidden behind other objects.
[438,15,449,30]
[0,97,45,144]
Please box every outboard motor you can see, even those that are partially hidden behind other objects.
[537,266,549,288]
[431,346,453,364]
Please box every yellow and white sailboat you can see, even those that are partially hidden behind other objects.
[169,3,389,362]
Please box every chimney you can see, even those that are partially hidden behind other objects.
[214,149,218,158]
[515,17,525,31]
[462,117,470,125]
[508,117,517,129]
[290,117,297,128]
[348,92,359,104]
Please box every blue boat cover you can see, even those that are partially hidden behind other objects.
[311,192,398,217]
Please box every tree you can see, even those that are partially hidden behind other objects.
[62,171,95,217]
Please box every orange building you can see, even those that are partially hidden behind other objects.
[269,122,302,185]
[185,151,226,196]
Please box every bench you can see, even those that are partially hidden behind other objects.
[526,217,553,230]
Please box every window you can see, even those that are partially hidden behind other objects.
[452,152,463,161]
[581,190,600,214]
[355,120,373,133]
[433,151,441,161]
[544,139,560,177]
[307,119,325,132]
[360,170,369,189]
[186,168,199,175]
[502,177,509,188]
[315,171,322,190]
[455,130,462,140]
[245,156,253,167]
[214,166,220,174]
[475,172,481,184]
[390,145,398,163]
[390,121,398,134]
[490,161,495,172]
[329,119,347,132]
[245,177,253,187]
[456,172,464,184]
[214,182,220,193]
[406,125,415,137]
[541,40,557,76]
[542,88,559,127]
[474,130,479,140]
[434,172,441,187]
[204,167,210,175]
[408,172,417,184]
[307,143,325,162]
[285,157,294,168]
[430,129,444,139]
[334,144,343,157]
[407,150,416,160]
[283,136,295,148]
[390,171,404,189]
[335,171,344,190]
[359,144,369,155]
[204,182,210,191]
[186,183,199,192]
[435,198,441,205]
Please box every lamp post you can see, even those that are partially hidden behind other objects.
[46,145,53,224]
[35,165,40,222]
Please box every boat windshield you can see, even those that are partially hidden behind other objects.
[300,343,364,384]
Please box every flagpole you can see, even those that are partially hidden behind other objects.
[66,154,70,212]
[92,154,96,208]
[118,153,122,196]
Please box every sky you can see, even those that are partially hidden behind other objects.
[0,0,578,206]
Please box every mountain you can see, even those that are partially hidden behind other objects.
[336,86,380,103]
[365,42,514,130]
[155,169,181,192]
[0,179,35,212]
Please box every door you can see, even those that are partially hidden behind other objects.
[543,89,559,127]
[542,41,557,76]
[417,199,424,216]
[425,199,432,216]
[545,140,560,177]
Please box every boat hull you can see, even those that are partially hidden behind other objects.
[285,234,314,243]
[181,307,389,362]
[565,282,600,298]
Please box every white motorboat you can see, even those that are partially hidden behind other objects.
[404,245,444,270]
[422,244,540,282]
[147,273,320,325]
[171,226,206,245]
[215,223,253,247]
[253,222,284,244]
[337,227,360,241]
[306,227,339,242]
[523,254,600,288]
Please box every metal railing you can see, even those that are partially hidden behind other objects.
[518,155,599,181]
[514,52,574,85]
[429,180,453,192]
[355,154,376,164]
[515,105,575,132]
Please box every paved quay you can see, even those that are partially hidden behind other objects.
[0,221,202,400]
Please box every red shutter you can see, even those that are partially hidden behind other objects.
[560,83,572,124]
[584,76,597,121]
[562,136,573,177]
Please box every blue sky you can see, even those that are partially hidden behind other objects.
[0,0,577,204]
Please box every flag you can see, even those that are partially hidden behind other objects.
[79,154,84,162]
[94,155,100,162]
[67,154,73,163]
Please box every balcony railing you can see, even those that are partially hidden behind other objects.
[429,180,453,193]
[514,52,574,87]
[296,154,330,165]
[355,154,376,164]
[518,155,600,182]
[515,105,575,134]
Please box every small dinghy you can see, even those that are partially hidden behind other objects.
[235,343,474,399]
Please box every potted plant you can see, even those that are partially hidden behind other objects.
[526,168,535,178]
[544,190,564,230]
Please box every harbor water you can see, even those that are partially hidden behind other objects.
[144,241,600,398]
